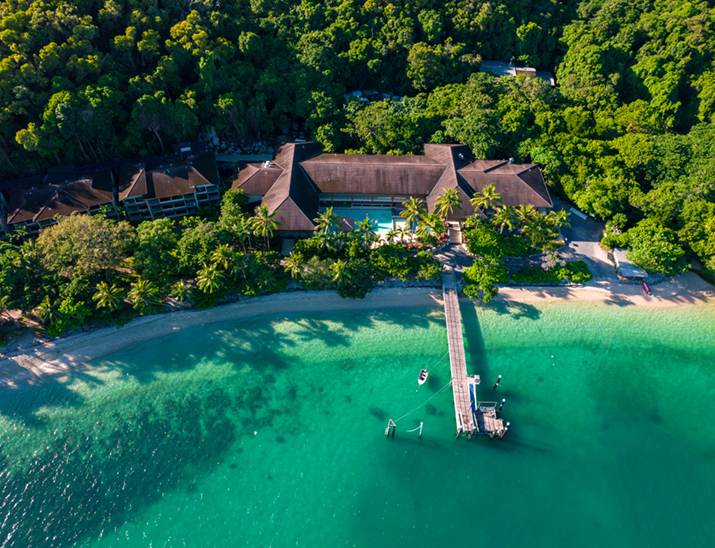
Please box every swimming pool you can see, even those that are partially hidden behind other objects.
[328,208,395,233]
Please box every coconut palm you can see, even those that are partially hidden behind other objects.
[491,206,518,234]
[354,218,379,250]
[210,244,233,270]
[514,204,539,229]
[226,215,252,252]
[396,224,409,243]
[284,251,305,279]
[314,207,342,234]
[385,228,398,244]
[435,188,463,222]
[399,197,427,236]
[547,210,571,231]
[522,214,554,247]
[128,278,162,314]
[35,295,59,325]
[93,281,125,310]
[196,264,225,294]
[470,184,503,214]
[416,212,445,239]
[0,295,21,330]
[330,259,350,282]
[171,280,192,303]
[249,205,281,249]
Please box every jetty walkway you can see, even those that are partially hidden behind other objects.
[442,267,506,438]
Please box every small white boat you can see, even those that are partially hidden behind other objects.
[418,369,429,387]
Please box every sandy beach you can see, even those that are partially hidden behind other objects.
[1,273,713,387]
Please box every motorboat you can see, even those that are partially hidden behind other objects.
[418,369,429,387]
[641,281,652,295]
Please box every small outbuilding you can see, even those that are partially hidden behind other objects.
[613,248,647,279]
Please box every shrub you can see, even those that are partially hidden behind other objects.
[464,225,503,259]
[336,259,376,299]
[462,258,508,303]
[512,260,592,283]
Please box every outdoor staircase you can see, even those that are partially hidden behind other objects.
[448,223,462,245]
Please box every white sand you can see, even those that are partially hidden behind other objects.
[1,274,713,387]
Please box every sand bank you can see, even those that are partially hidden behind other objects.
[1,274,713,387]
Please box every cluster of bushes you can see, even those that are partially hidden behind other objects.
[463,225,533,259]
[511,261,592,284]
[287,240,443,300]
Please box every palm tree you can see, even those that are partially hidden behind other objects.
[250,205,281,249]
[35,295,59,325]
[0,295,21,330]
[227,215,252,252]
[330,259,350,282]
[515,204,539,230]
[171,280,192,303]
[435,188,463,222]
[417,212,445,238]
[314,207,342,234]
[396,224,409,243]
[522,214,553,247]
[546,210,571,232]
[385,228,398,244]
[354,218,379,250]
[491,206,518,234]
[210,244,233,270]
[93,281,125,310]
[470,184,503,214]
[284,251,305,279]
[128,278,162,314]
[399,197,427,236]
[196,264,225,294]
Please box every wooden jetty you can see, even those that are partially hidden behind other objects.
[442,269,506,439]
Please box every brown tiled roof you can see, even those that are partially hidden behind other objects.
[232,142,551,231]
[7,171,114,225]
[232,162,283,195]
[261,142,323,232]
[119,152,219,201]
[300,153,445,196]
[424,145,478,220]
[457,161,553,208]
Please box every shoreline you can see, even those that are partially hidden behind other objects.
[1,276,713,388]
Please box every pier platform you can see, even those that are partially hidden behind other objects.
[443,269,506,438]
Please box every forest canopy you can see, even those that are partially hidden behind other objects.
[1,0,715,270]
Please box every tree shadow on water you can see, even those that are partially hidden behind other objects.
[488,300,541,320]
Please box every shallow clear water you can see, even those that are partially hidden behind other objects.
[1,302,714,548]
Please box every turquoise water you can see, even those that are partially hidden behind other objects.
[330,207,394,232]
[1,302,714,548]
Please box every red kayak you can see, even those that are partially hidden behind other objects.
[641,281,652,295]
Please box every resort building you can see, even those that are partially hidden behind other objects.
[232,142,553,236]
[0,165,117,235]
[0,145,221,233]
[480,60,556,86]
[118,151,221,222]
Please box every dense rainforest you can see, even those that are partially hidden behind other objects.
[1,0,715,271]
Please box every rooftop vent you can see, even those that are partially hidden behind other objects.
[508,158,514,164]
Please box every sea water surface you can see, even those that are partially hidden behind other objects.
[1,302,714,548]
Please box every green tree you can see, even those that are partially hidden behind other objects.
[249,205,280,249]
[36,215,135,278]
[470,184,503,214]
[435,188,463,222]
[314,207,342,235]
[92,281,125,311]
[128,278,162,314]
[400,197,427,237]
[196,264,225,294]
[134,218,179,280]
